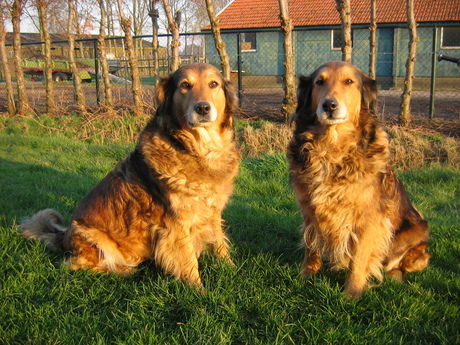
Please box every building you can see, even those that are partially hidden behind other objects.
[203,0,460,89]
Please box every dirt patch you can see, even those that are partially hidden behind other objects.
[1,83,459,138]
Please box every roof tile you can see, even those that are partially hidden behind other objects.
[211,0,460,30]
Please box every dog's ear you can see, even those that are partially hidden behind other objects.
[361,74,377,115]
[292,75,316,127]
[155,75,174,115]
[223,78,238,114]
[219,78,238,129]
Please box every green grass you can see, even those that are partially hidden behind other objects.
[0,132,459,344]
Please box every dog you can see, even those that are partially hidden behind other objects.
[20,63,240,288]
[287,61,430,298]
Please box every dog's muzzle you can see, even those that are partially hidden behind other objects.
[317,98,347,124]
[187,102,217,127]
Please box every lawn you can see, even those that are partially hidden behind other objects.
[0,130,459,344]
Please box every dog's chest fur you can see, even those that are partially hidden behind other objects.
[141,127,240,221]
[289,125,391,266]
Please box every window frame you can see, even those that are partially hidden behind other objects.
[240,32,257,52]
[331,29,353,51]
[441,27,460,49]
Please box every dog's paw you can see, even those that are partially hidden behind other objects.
[387,268,404,282]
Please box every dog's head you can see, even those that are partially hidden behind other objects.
[294,61,377,127]
[154,63,237,131]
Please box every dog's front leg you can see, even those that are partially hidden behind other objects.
[208,216,234,266]
[344,224,390,298]
[155,220,203,289]
[300,250,322,276]
[300,223,322,276]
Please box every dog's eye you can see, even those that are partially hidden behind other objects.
[209,81,219,88]
[181,81,191,89]
[315,79,324,85]
[344,79,354,85]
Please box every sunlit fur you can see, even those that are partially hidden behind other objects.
[20,63,240,288]
[287,61,430,298]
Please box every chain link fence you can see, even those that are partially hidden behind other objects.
[1,24,459,122]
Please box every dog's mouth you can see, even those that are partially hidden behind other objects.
[187,119,215,128]
[317,110,348,125]
[318,116,347,125]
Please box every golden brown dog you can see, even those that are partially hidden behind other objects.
[20,63,240,288]
[287,61,430,298]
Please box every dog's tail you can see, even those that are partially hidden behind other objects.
[20,209,67,251]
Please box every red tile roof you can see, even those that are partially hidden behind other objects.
[209,0,460,30]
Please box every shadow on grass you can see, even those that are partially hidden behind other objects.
[0,158,99,225]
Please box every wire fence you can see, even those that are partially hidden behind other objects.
[1,24,459,121]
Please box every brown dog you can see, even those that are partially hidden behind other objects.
[20,63,240,288]
[287,61,430,298]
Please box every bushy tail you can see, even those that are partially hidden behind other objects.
[20,209,67,251]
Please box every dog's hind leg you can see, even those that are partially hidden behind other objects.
[66,224,138,275]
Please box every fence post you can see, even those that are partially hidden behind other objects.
[93,39,100,106]
[236,32,243,107]
[429,25,438,119]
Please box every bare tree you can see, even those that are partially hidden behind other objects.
[278,0,296,120]
[399,0,418,126]
[190,0,231,32]
[11,0,32,115]
[205,0,230,79]
[97,0,113,108]
[68,0,86,113]
[37,0,55,114]
[0,3,16,115]
[148,0,160,83]
[162,0,180,72]
[369,0,377,79]
[335,0,352,63]
[116,0,143,116]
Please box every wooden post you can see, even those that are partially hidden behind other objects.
[369,0,377,80]
[399,0,418,126]
[335,0,352,63]
[0,4,16,115]
[117,0,143,116]
[162,0,180,72]
[68,0,86,113]
[205,0,231,80]
[278,0,296,120]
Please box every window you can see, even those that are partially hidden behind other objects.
[441,27,460,48]
[241,32,257,51]
[331,29,353,50]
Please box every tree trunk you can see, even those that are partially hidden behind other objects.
[162,0,180,72]
[0,5,16,115]
[116,0,143,116]
[148,0,160,83]
[369,0,377,80]
[335,0,352,63]
[278,0,296,120]
[11,0,31,115]
[97,0,113,108]
[38,1,55,114]
[68,0,86,114]
[205,0,231,80]
[399,0,418,126]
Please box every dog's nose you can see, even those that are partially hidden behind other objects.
[194,102,211,116]
[322,99,338,114]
